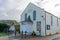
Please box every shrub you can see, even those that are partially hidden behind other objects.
[0,23,9,32]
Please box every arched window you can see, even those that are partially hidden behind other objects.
[33,10,36,20]
[25,13,27,20]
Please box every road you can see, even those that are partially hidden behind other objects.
[0,34,60,40]
[0,36,8,40]
[52,37,60,40]
[0,36,60,40]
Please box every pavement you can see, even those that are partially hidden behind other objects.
[0,36,9,40]
[52,37,60,40]
[0,34,60,40]
[8,34,60,40]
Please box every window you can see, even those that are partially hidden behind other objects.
[37,21,41,26]
[33,10,36,20]
[51,16,53,25]
[25,13,27,20]
[57,18,58,26]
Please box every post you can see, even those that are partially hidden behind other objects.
[39,30,41,36]
[33,31,34,37]
[25,31,27,38]
[21,31,23,38]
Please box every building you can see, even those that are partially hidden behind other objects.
[0,20,20,31]
[20,2,60,36]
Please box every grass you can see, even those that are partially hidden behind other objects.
[0,32,8,37]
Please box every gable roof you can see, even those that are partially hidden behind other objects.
[21,2,60,19]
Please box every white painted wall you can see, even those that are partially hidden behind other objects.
[20,3,46,36]
[52,16,58,34]
[20,2,60,36]
[46,12,59,35]
[58,19,60,33]
[46,13,51,35]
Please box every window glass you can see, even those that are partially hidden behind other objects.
[25,13,27,20]
[57,18,58,26]
[51,16,53,25]
[33,10,36,20]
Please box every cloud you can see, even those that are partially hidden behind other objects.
[0,0,25,21]
[0,0,60,21]
[4,0,38,21]
[35,0,60,17]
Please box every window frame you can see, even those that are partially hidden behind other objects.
[51,16,53,25]
[33,10,36,20]
[25,13,27,20]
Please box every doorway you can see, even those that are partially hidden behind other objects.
[36,21,41,36]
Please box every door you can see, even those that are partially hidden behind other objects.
[36,21,41,35]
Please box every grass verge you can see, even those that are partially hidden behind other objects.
[0,32,8,37]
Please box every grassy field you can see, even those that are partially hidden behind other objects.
[0,32,8,37]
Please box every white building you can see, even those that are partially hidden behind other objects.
[20,2,60,36]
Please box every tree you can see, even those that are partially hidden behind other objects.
[0,23,9,32]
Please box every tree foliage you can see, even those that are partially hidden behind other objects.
[0,23,9,32]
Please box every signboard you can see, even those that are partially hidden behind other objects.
[36,21,41,31]
[47,25,50,30]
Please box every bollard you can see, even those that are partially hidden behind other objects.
[21,31,23,38]
[39,30,41,36]
[25,31,27,38]
[33,31,34,38]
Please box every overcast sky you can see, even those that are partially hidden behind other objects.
[0,0,60,22]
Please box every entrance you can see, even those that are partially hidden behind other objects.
[36,21,41,35]
[20,23,33,35]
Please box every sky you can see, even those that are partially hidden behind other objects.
[0,0,60,22]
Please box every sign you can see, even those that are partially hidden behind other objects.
[36,21,41,31]
[47,25,50,30]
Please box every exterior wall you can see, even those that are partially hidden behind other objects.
[52,16,58,34]
[58,19,60,33]
[46,13,52,35]
[20,3,46,36]
[46,12,59,35]
[20,3,60,36]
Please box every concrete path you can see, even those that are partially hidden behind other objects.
[9,34,60,40]
[52,37,60,40]
[0,36,9,40]
[50,34,60,40]
[0,34,60,40]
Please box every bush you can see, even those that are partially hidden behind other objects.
[0,23,9,32]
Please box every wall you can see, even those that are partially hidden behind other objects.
[20,3,60,36]
[46,12,59,35]
[52,16,58,34]
[58,19,60,33]
[20,3,46,36]
[46,13,52,35]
